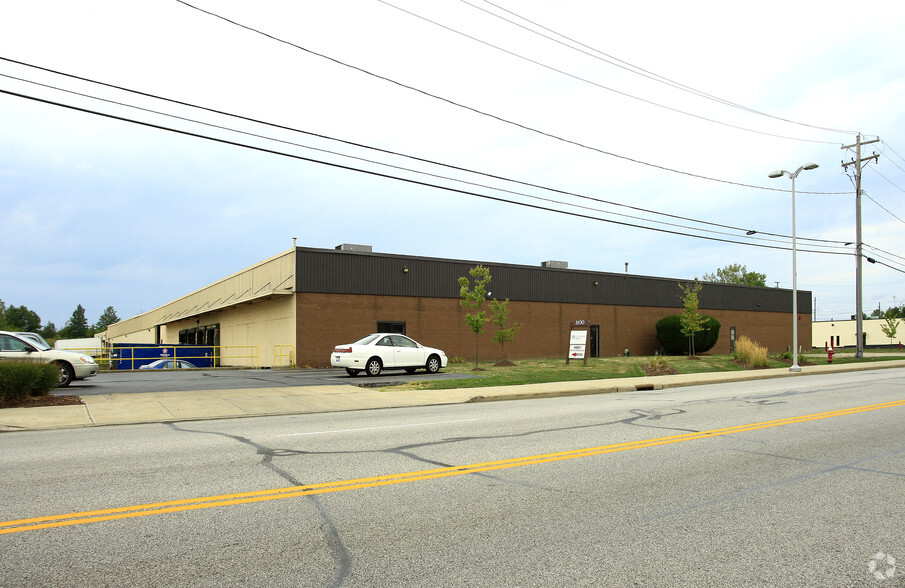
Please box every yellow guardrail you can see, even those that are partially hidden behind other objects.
[56,347,105,358]
[221,345,258,368]
[273,344,295,367]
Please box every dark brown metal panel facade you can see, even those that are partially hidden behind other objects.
[294,247,811,315]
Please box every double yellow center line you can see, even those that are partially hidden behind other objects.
[3,398,903,535]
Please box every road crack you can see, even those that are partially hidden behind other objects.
[166,423,352,587]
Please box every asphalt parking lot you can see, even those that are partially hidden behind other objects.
[59,367,478,396]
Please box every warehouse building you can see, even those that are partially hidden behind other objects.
[105,244,813,367]
[813,318,903,350]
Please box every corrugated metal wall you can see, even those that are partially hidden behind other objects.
[295,248,811,314]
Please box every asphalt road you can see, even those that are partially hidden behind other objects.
[61,367,478,395]
[4,368,905,586]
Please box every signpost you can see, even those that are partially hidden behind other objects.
[566,319,590,365]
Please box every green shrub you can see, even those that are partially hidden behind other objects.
[655,314,721,355]
[734,336,768,368]
[0,362,59,407]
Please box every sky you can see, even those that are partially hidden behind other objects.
[2,0,904,330]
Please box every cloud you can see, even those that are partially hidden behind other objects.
[1,0,903,328]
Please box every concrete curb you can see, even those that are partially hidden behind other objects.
[2,359,904,432]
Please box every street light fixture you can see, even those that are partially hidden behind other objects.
[769,162,819,372]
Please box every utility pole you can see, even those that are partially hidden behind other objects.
[841,133,880,358]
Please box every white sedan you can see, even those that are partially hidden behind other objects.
[331,333,448,377]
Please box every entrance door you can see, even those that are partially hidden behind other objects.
[590,325,600,358]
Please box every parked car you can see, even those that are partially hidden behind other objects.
[139,359,198,370]
[0,330,98,387]
[331,333,448,376]
[15,332,51,348]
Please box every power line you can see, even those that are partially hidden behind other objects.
[880,140,905,168]
[174,1,849,196]
[864,243,905,265]
[0,56,853,248]
[867,164,905,195]
[864,188,905,224]
[0,65,761,241]
[467,0,860,137]
[864,257,905,275]
[0,85,855,257]
[0,75,776,245]
[380,0,847,144]
[862,248,905,271]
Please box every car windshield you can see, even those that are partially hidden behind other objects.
[18,334,51,350]
[353,334,382,345]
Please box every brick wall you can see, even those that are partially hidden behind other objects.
[296,293,810,366]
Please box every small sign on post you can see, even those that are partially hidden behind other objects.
[566,319,590,366]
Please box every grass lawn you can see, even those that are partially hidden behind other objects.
[391,352,903,391]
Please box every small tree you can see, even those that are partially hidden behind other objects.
[489,298,520,363]
[880,312,900,344]
[41,322,58,341]
[458,265,492,368]
[678,280,707,357]
[93,306,120,333]
[59,304,89,339]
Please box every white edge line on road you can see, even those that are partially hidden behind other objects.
[284,419,479,436]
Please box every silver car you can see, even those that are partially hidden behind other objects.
[139,359,198,370]
[15,332,51,348]
[0,331,98,387]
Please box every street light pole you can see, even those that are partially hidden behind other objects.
[769,162,819,372]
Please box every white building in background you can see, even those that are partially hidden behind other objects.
[54,337,104,356]
[812,318,903,350]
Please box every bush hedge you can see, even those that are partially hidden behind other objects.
[0,362,59,407]
[656,314,722,355]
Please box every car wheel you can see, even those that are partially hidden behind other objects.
[404,367,417,374]
[426,355,441,374]
[365,357,383,376]
[345,368,360,377]
[55,362,74,387]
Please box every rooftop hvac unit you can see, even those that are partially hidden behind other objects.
[541,260,568,269]
[335,243,373,253]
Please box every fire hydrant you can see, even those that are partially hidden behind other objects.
[827,345,834,363]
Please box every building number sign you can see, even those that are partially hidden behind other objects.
[566,319,590,366]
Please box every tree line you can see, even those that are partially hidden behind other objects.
[870,305,905,319]
[0,300,119,341]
